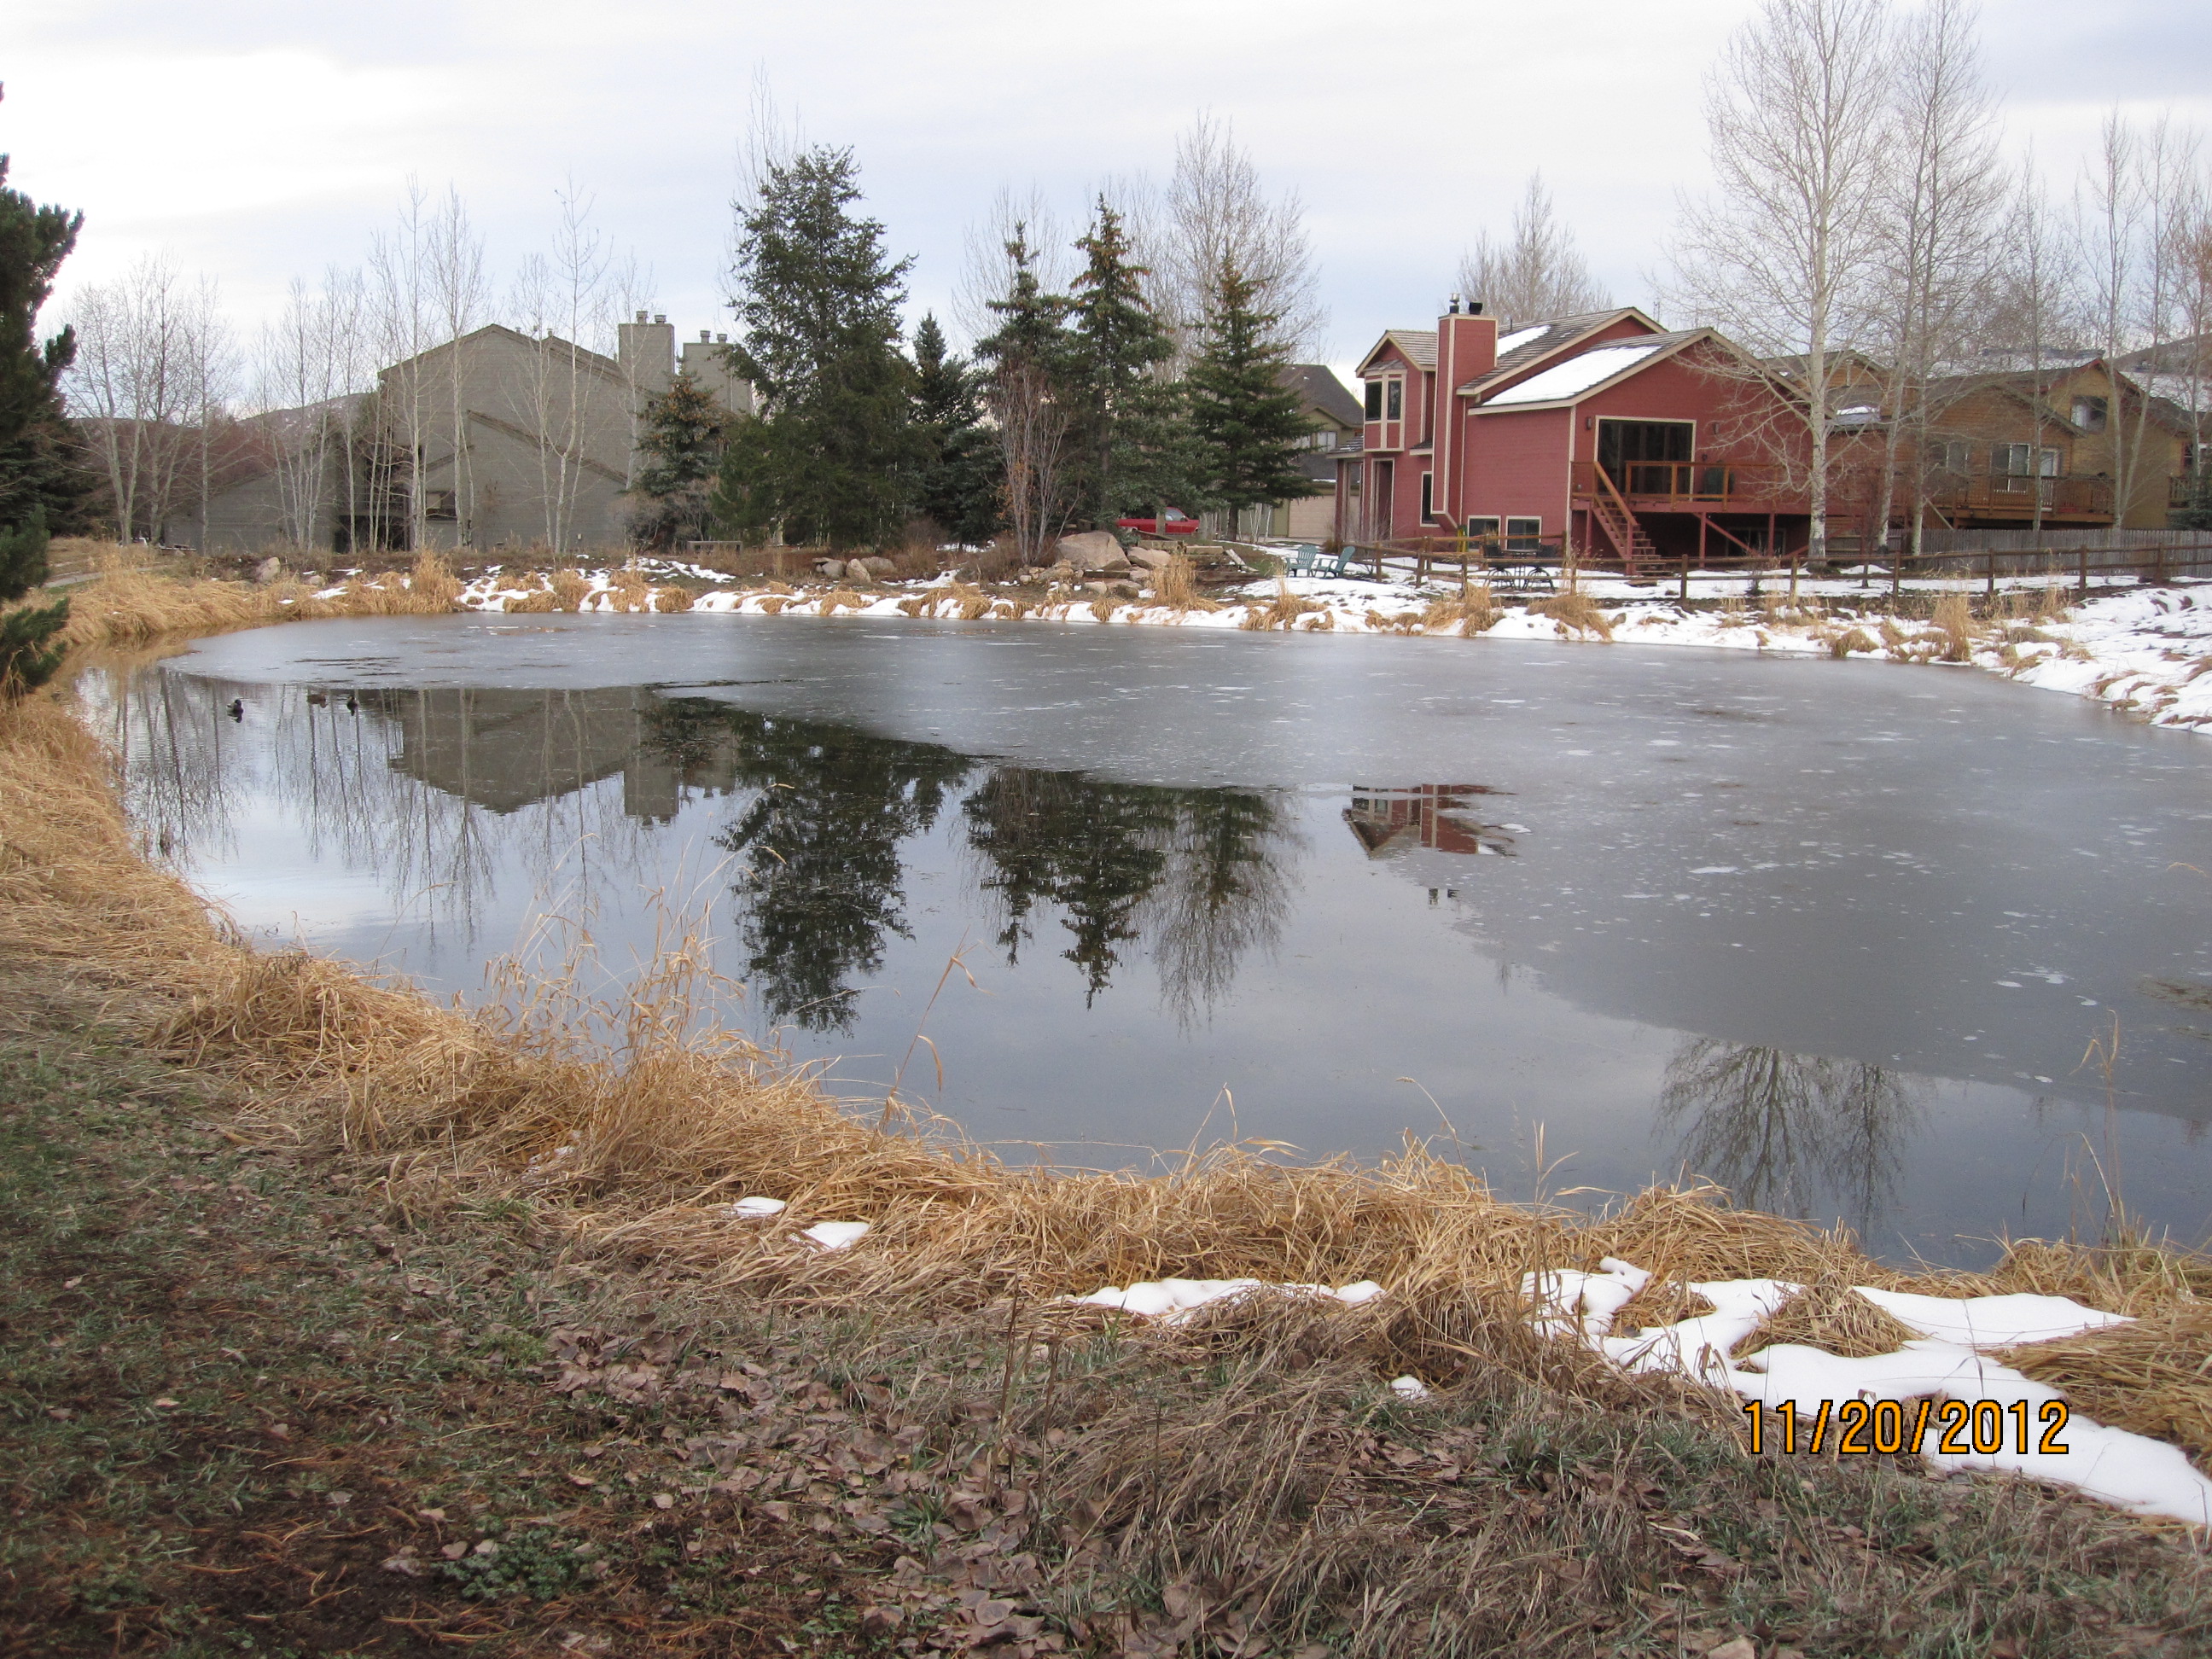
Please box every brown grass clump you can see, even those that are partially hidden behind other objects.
[1155,554,1220,613]
[2006,1301,2212,1470]
[1420,583,1502,637]
[52,554,464,651]
[607,566,653,613]
[1238,581,1325,632]
[817,587,869,615]
[1931,591,1976,661]
[1735,1275,1926,1359]
[1532,592,1615,640]
[504,590,559,614]
[549,569,592,613]
[652,584,696,614]
[1827,626,1879,658]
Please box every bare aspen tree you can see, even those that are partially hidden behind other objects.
[255,271,370,551]
[63,254,217,543]
[1157,114,1323,362]
[1455,172,1610,326]
[1994,154,2080,534]
[2167,185,2212,476]
[369,180,436,550]
[955,185,1072,346]
[1863,0,2005,562]
[183,274,241,550]
[508,183,620,552]
[428,187,487,544]
[1668,0,1893,569]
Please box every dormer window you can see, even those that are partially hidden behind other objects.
[1364,381,1382,421]
[2072,396,2108,433]
[1386,379,1403,421]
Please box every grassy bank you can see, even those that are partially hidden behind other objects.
[5,563,2212,1652]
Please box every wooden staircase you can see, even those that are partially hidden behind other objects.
[1586,471,1659,577]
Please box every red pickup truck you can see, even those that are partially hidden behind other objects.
[1115,509,1200,536]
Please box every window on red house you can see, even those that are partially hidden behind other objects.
[1364,381,1382,421]
[1420,472,1435,522]
[1387,379,1403,421]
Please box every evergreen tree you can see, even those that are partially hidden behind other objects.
[0,148,84,695]
[1185,261,1320,520]
[909,313,998,545]
[1067,200,1183,526]
[2173,472,2212,533]
[713,147,923,550]
[626,370,727,550]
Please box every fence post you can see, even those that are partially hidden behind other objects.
[1984,545,1995,602]
[2077,542,2089,600]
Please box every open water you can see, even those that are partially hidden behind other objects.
[81,612,2212,1265]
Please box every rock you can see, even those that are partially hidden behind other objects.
[253,556,285,585]
[1053,530,1127,573]
[855,556,896,579]
[1128,545,1172,573]
[1109,579,1143,598]
[815,558,845,580]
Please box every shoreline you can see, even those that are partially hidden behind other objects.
[437,562,2212,739]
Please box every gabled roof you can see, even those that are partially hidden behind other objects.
[1278,364,1363,429]
[1356,329,1437,375]
[1926,360,2197,437]
[1455,307,1664,397]
[1474,329,1710,411]
[381,323,622,383]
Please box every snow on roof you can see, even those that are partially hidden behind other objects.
[1494,325,1550,357]
[1483,342,1665,406]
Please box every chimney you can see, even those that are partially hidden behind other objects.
[635,310,648,323]
[1447,294,1462,315]
[653,313,667,325]
[1437,300,1499,387]
[716,333,727,343]
[701,329,712,342]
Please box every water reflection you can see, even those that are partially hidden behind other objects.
[1343,783,1517,859]
[1656,1038,1919,1231]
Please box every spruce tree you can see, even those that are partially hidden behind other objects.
[1185,261,1320,521]
[714,147,923,550]
[910,314,998,545]
[0,150,85,695]
[626,370,727,550]
[1067,200,1183,527]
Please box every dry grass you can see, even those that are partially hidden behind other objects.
[1931,591,1976,662]
[1238,580,1326,632]
[503,589,560,614]
[2008,1302,2212,1469]
[653,584,696,613]
[1155,555,1220,613]
[1531,592,1615,640]
[549,568,592,612]
[53,551,463,650]
[1419,583,1503,637]
[607,566,654,613]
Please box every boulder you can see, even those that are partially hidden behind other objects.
[252,556,285,585]
[1128,546,1173,573]
[1053,530,1128,573]
[814,558,846,581]
[858,556,897,579]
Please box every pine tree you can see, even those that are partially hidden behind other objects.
[1185,261,1320,520]
[626,370,727,550]
[910,314,998,545]
[714,147,923,550]
[1067,200,1183,527]
[0,147,84,695]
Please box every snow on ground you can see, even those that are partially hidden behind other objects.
[1527,1258,2212,1527]
[445,564,2212,739]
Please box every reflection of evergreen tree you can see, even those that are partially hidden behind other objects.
[1656,1039,1916,1231]
[963,768,1292,1013]
[643,699,969,1033]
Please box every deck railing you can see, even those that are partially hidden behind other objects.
[1570,460,1787,504]
[1921,473,2112,518]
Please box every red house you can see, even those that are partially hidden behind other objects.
[1336,301,1813,569]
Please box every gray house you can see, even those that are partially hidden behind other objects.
[189,315,753,555]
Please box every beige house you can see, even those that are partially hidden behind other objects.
[1233,364,1364,542]
[189,315,753,555]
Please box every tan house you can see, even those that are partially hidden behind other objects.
[1233,364,1364,541]
[1806,356,2196,536]
[189,315,753,555]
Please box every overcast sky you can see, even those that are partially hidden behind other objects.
[7,0,2207,386]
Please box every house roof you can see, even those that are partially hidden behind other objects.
[1474,329,1708,410]
[1926,361,2196,437]
[1454,308,1662,397]
[1357,329,1437,374]
[381,322,622,383]
[1278,364,1363,429]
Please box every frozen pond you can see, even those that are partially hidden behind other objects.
[84,612,2212,1266]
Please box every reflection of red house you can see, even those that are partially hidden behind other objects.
[1336,302,1813,569]
[1344,785,1515,858]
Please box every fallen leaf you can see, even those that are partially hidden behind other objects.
[652,1493,675,1510]
[416,1507,446,1522]
[1708,1641,1757,1659]
[440,1542,469,1560]
[568,1471,598,1487]
[381,1553,422,1577]
[151,1398,179,1409]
